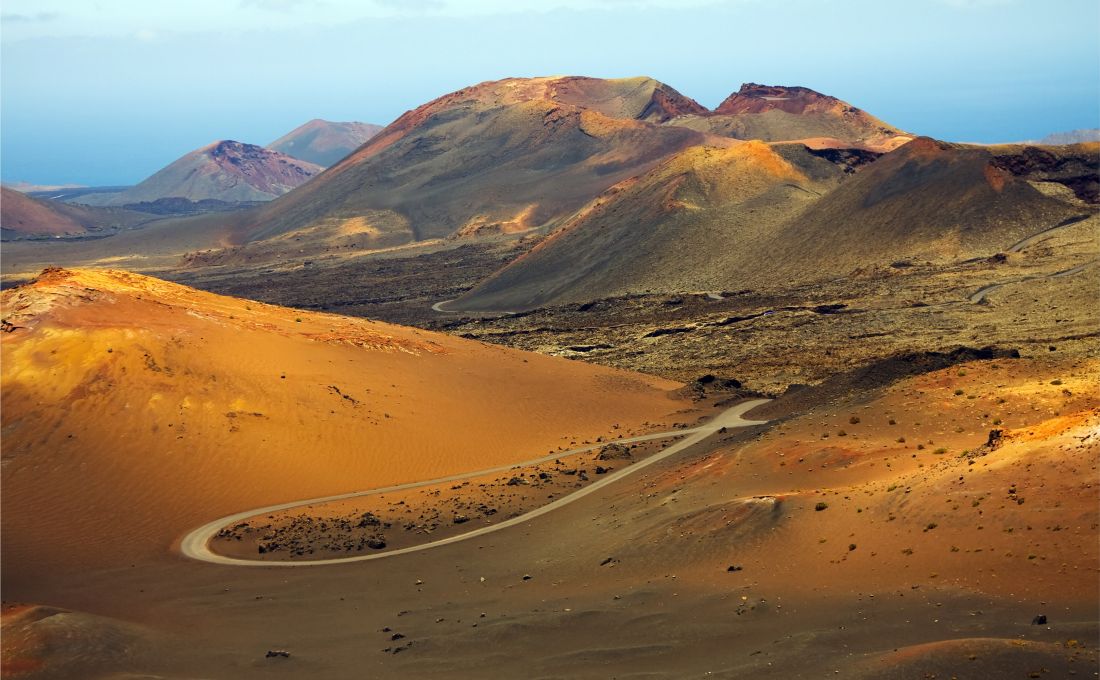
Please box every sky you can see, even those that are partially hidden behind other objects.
[2,0,1098,186]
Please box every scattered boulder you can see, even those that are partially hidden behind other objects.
[985,429,1005,450]
[727,565,743,572]
[597,443,632,461]
[366,538,386,550]
[678,374,757,401]
[357,512,382,528]
[1032,614,1047,625]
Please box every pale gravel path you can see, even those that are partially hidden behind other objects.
[180,399,770,567]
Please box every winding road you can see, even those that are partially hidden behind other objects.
[968,259,1098,304]
[180,399,771,567]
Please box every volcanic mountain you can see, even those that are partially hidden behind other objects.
[0,186,148,239]
[267,119,384,167]
[670,83,909,151]
[1,77,916,267]
[0,268,685,577]
[93,141,322,206]
[241,76,712,246]
[454,136,1084,310]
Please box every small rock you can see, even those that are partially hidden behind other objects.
[265,650,291,659]
[357,512,382,528]
[522,574,532,581]
[1032,614,1047,625]
[597,443,632,461]
[727,565,743,572]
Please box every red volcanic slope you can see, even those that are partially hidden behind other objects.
[104,141,323,205]
[716,83,861,116]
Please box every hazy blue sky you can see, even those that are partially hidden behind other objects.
[2,0,1098,185]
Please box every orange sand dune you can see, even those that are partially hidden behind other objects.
[0,269,686,581]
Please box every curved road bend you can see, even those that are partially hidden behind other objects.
[969,259,1098,304]
[180,399,771,567]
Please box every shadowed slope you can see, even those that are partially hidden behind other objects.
[0,187,149,239]
[455,141,838,310]
[754,137,1084,282]
[2,187,88,237]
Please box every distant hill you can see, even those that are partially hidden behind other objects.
[1037,129,1100,145]
[5,182,87,194]
[268,119,383,167]
[88,141,322,207]
[1,186,149,239]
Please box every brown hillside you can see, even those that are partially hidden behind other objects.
[455,141,842,311]
[671,83,909,151]
[753,137,1085,282]
[243,76,712,245]
[99,141,322,206]
[1,187,86,236]
[0,186,149,239]
[454,136,1085,310]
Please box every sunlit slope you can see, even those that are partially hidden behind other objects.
[245,76,712,244]
[0,269,684,575]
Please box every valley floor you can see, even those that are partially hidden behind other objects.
[2,352,1097,679]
